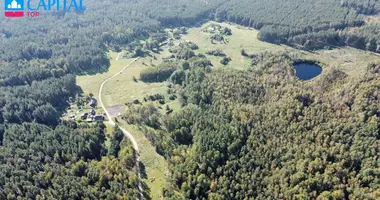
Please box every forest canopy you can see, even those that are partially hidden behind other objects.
[1,0,380,199]
[126,54,380,199]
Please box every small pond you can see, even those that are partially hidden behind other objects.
[293,62,322,80]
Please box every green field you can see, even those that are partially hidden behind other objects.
[77,52,134,101]
[183,21,380,76]
[182,21,289,69]
[303,47,380,77]
[102,58,168,106]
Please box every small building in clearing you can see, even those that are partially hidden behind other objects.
[80,113,88,120]
[93,115,104,121]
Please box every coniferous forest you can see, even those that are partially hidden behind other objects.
[1,0,380,199]
[126,54,380,199]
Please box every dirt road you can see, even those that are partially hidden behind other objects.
[98,57,143,199]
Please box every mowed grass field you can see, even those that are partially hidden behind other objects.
[77,52,134,101]
[102,58,168,106]
[182,21,289,69]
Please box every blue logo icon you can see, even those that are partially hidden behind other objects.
[4,0,86,18]
[4,0,24,11]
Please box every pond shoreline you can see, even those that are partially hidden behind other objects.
[293,61,323,81]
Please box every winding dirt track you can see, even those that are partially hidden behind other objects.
[98,57,143,199]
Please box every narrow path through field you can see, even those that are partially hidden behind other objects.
[116,52,122,61]
[98,57,143,199]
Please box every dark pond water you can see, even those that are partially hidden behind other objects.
[293,62,322,80]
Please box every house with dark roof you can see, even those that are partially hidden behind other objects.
[94,115,104,121]
[88,98,97,107]
[90,109,96,116]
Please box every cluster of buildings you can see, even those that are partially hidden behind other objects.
[80,108,104,122]
[65,97,105,122]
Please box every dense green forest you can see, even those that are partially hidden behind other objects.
[0,0,160,198]
[1,0,380,199]
[214,0,380,51]
[125,53,380,199]
[0,123,139,199]
[127,0,380,52]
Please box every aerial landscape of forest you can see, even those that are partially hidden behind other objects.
[1,0,380,199]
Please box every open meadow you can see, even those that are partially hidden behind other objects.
[182,21,380,76]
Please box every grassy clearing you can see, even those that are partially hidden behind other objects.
[77,51,169,200]
[120,122,168,200]
[183,21,380,76]
[103,122,115,149]
[182,21,289,69]
[103,55,172,199]
[76,52,134,101]
[100,53,181,114]
[102,59,168,106]
[303,47,380,77]
[61,103,105,122]
[77,23,380,107]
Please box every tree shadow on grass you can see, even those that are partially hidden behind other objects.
[140,164,151,199]
[139,161,148,179]
[76,64,110,76]
[142,181,152,200]
[139,161,154,199]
